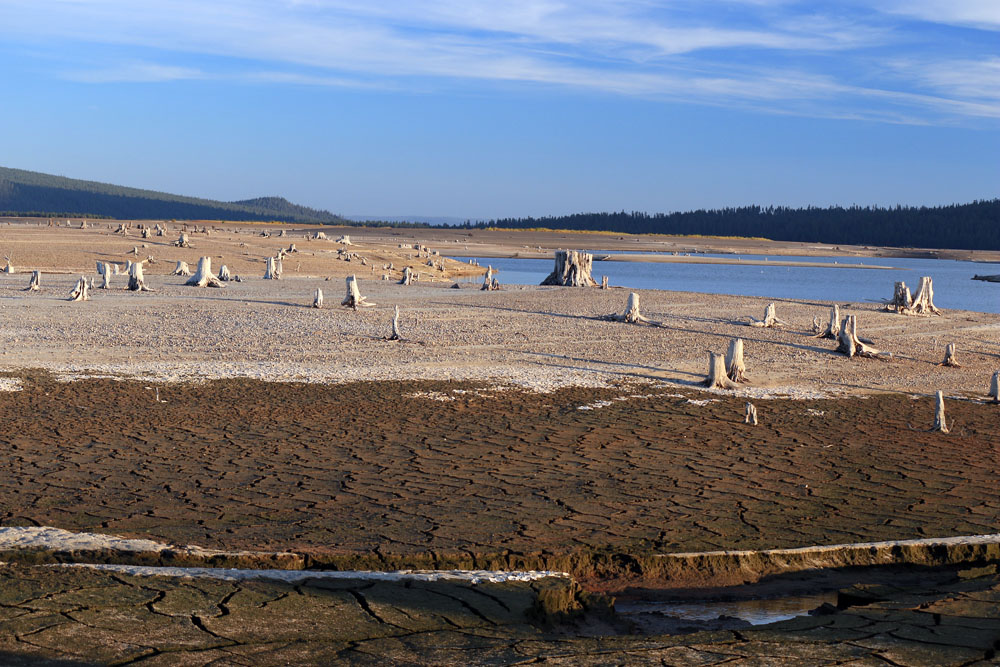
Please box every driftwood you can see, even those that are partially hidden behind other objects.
[541,250,597,286]
[264,256,282,280]
[836,315,885,359]
[25,270,40,291]
[990,371,999,404]
[174,233,190,248]
[939,343,960,367]
[726,338,748,383]
[127,260,152,292]
[218,265,231,282]
[172,261,192,276]
[704,351,738,389]
[933,390,949,433]
[749,303,786,328]
[69,276,89,301]
[312,288,323,309]
[399,266,413,286]
[744,402,758,425]
[186,257,225,288]
[341,275,374,309]
[813,304,840,339]
[887,276,940,315]
[603,292,659,325]
[388,305,402,340]
[973,274,1000,283]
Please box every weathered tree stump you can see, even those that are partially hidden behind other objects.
[218,265,231,282]
[933,390,949,433]
[836,315,885,358]
[3,257,14,274]
[705,351,738,389]
[114,223,128,235]
[97,262,113,289]
[174,232,190,248]
[812,304,840,339]
[749,303,786,328]
[399,266,413,286]
[141,227,151,239]
[264,256,282,280]
[603,292,659,325]
[337,235,351,245]
[989,371,999,404]
[25,270,40,291]
[312,288,323,309]
[314,231,327,240]
[744,402,758,425]
[481,266,500,291]
[69,276,89,301]
[887,276,940,315]
[186,257,225,288]
[172,261,192,276]
[342,275,374,309]
[388,305,402,340]
[939,343,960,367]
[541,250,597,286]
[127,260,152,292]
[726,338,748,383]
[601,275,609,290]
[287,243,298,253]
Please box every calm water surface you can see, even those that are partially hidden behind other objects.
[452,254,1000,314]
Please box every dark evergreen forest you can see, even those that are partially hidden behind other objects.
[478,201,1000,250]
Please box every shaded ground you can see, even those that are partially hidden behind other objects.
[2,563,999,665]
[1,375,997,581]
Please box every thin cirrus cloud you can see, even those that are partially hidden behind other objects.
[2,0,999,123]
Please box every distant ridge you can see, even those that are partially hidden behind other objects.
[0,166,344,223]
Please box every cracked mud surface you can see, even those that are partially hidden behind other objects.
[1,375,997,568]
[2,564,999,665]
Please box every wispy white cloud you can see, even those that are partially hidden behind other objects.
[1,0,999,124]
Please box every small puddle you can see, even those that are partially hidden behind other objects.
[616,592,838,634]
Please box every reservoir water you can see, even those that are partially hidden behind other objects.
[451,254,1000,314]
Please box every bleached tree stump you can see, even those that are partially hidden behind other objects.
[744,402,758,425]
[933,390,949,433]
[337,235,351,245]
[812,304,840,339]
[399,266,413,285]
[141,227,151,239]
[341,275,374,309]
[218,264,231,281]
[172,261,192,276]
[989,371,999,404]
[278,229,286,237]
[704,351,739,389]
[887,277,940,315]
[185,257,225,288]
[388,305,402,340]
[287,243,297,253]
[25,270,40,291]
[155,224,166,236]
[127,260,152,292]
[174,232,190,248]
[69,276,89,301]
[603,292,659,325]
[264,256,282,280]
[312,288,323,308]
[601,275,609,290]
[3,257,14,274]
[939,343,960,367]
[541,250,597,286]
[115,223,128,235]
[480,266,500,291]
[97,262,113,289]
[726,338,748,383]
[908,276,940,315]
[836,315,885,358]
[749,303,786,328]
[80,220,88,229]
[314,231,328,240]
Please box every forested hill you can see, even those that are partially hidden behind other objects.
[0,166,345,223]
[482,201,1000,251]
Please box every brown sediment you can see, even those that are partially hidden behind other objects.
[1,374,998,591]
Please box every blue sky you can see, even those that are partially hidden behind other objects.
[1,1,998,219]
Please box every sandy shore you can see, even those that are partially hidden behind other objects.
[0,221,998,398]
